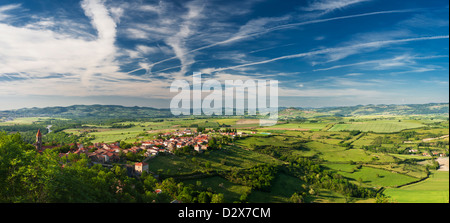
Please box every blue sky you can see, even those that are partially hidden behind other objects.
[0,0,448,110]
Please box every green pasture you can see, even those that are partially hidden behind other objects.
[0,117,67,125]
[384,171,449,203]
[87,125,149,143]
[263,122,329,131]
[147,146,284,175]
[194,146,284,170]
[324,164,419,188]
[247,173,306,203]
[117,118,240,130]
[235,135,299,148]
[308,189,348,203]
[365,163,428,179]
[184,176,251,203]
[328,120,425,133]
[147,155,199,175]
[303,141,396,163]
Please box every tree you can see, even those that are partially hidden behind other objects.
[211,193,225,203]
[197,191,211,203]
[357,177,364,187]
[289,193,303,203]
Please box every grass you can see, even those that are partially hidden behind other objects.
[147,146,284,175]
[195,146,285,170]
[365,163,429,179]
[263,122,329,131]
[308,189,348,203]
[384,171,449,203]
[247,173,306,203]
[147,155,199,175]
[88,126,148,143]
[324,164,419,188]
[328,120,425,133]
[303,141,396,163]
[184,176,252,203]
[0,117,68,125]
[235,135,302,150]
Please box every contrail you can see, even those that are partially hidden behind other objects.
[208,35,450,73]
[127,9,415,74]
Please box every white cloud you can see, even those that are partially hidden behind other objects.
[136,45,161,55]
[301,0,370,13]
[0,4,22,21]
[314,53,448,72]
[0,0,128,93]
[139,5,160,13]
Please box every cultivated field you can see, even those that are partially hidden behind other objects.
[328,120,425,133]
[384,171,449,203]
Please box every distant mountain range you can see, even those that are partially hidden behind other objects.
[0,103,448,120]
[0,105,173,119]
[279,103,449,118]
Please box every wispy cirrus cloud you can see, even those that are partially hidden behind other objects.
[0,3,22,21]
[201,35,449,74]
[301,0,371,12]
[313,54,449,72]
[142,9,414,76]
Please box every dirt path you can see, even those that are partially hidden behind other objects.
[437,157,449,171]
[423,135,449,142]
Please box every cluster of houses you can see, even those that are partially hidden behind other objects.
[406,148,447,157]
[36,128,251,176]
[48,129,217,175]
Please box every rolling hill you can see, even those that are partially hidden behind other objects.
[0,103,448,121]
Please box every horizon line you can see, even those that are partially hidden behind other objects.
[1,101,449,112]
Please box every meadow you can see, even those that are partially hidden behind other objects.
[384,171,449,203]
[328,120,425,133]
[261,122,329,131]
[184,176,252,203]
[302,141,397,163]
[323,164,419,188]
[147,145,284,175]
[0,117,69,126]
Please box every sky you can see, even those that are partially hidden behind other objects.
[0,0,448,110]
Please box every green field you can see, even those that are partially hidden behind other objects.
[235,135,300,148]
[384,171,449,203]
[324,164,419,188]
[184,176,251,203]
[303,141,396,163]
[87,126,151,143]
[147,146,284,175]
[0,117,68,126]
[328,120,425,133]
[246,173,306,203]
[263,122,329,131]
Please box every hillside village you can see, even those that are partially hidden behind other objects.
[35,128,242,176]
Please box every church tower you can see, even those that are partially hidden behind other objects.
[36,129,42,151]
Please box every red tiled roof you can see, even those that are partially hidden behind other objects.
[135,162,148,166]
